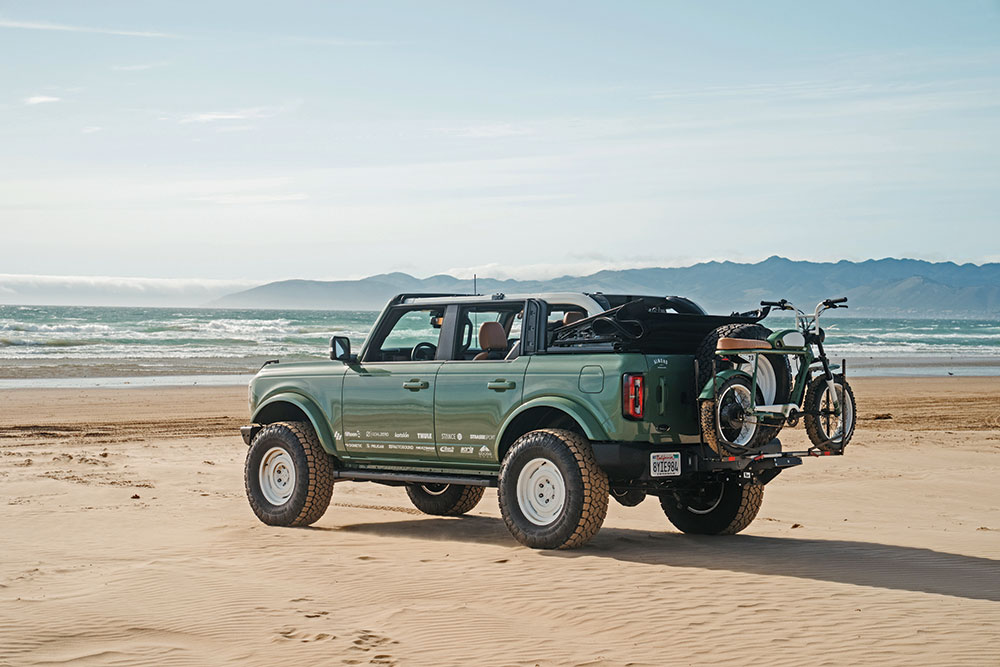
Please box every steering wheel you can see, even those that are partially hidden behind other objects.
[411,342,437,361]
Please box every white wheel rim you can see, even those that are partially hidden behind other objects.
[516,458,566,526]
[716,383,757,446]
[420,483,450,496]
[739,356,777,404]
[259,447,296,506]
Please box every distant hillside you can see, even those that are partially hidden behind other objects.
[210,257,1000,316]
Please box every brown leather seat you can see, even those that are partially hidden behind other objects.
[717,337,771,351]
[562,311,585,325]
[474,321,508,360]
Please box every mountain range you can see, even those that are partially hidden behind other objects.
[211,257,1000,316]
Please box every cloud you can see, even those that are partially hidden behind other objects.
[438,123,533,139]
[23,95,61,105]
[192,193,308,205]
[0,17,180,38]
[178,101,301,124]
[111,61,169,71]
[82,126,102,134]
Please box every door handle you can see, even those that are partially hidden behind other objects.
[402,379,430,391]
[487,379,516,392]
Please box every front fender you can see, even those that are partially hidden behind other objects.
[252,392,338,455]
[497,395,610,447]
[698,368,752,401]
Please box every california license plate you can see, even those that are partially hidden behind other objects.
[650,452,681,477]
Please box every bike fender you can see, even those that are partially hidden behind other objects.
[698,368,752,401]
[252,392,338,455]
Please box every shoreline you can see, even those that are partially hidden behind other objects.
[0,354,998,387]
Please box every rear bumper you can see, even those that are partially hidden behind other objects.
[592,439,805,484]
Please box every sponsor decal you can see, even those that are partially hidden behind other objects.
[651,357,669,367]
[417,432,433,440]
[456,432,463,441]
[478,445,491,458]
[415,445,436,452]
[440,432,458,441]
[367,443,386,449]
[388,443,414,451]
[460,446,474,454]
[346,442,364,450]
[344,430,360,438]
[469,433,493,441]
[366,430,390,439]
[393,432,410,439]
[334,431,342,441]
[439,446,455,454]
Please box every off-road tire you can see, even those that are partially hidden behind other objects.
[498,429,609,549]
[660,479,763,535]
[405,483,485,516]
[804,373,856,452]
[696,323,791,444]
[245,421,335,527]
[700,375,765,457]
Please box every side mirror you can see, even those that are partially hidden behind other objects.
[330,336,354,362]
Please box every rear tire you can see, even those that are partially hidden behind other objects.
[660,478,763,535]
[498,429,609,549]
[245,421,335,527]
[701,375,766,456]
[405,483,485,516]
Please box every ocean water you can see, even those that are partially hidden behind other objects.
[0,305,997,382]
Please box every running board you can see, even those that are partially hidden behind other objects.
[333,469,497,487]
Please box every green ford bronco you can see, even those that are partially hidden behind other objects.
[242,292,856,549]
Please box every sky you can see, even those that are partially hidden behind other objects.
[1,1,999,300]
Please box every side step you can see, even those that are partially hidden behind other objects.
[333,469,497,487]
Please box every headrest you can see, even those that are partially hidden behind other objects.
[479,321,507,351]
[562,311,585,325]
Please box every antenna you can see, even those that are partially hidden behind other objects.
[474,273,477,294]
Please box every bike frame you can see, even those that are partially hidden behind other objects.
[714,300,843,423]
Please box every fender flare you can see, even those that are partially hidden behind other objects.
[497,395,611,447]
[252,392,338,455]
[698,368,752,401]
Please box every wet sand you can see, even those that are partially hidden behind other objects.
[1,377,998,665]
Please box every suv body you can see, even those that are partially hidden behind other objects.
[242,292,814,548]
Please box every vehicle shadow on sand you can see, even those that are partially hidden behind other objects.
[328,516,1000,602]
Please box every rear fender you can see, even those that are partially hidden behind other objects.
[698,368,752,401]
[252,393,338,456]
[498,396,610,446]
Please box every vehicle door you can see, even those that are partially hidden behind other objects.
[434,302,530,465]
[341,306,446,462]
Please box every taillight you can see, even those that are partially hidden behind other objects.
[623,373,644,420]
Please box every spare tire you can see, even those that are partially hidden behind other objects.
[695,323,792,445]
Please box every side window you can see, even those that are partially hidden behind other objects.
[368,308,444,362]
[453,304,524,360]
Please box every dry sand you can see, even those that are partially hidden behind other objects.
[1,377,998,666]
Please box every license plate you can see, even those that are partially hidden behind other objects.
[650,452,681,477]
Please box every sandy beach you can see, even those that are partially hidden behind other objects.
[1,377,998,665]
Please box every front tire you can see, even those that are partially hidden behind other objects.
[245,421,335,527]
[498,429,609,549]
[660,478,763,535]
[405,483,485,515]
[804,374,856,452]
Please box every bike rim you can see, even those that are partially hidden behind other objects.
[716,383,757,446]
[821,384,853,442]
